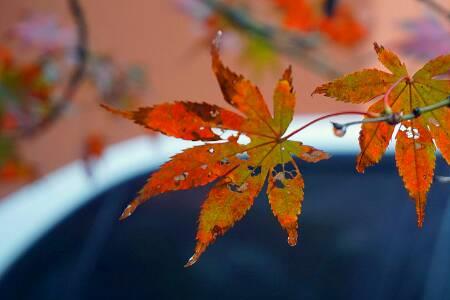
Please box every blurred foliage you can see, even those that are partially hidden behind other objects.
[0,8,149,183]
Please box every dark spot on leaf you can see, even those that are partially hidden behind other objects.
[248,165,261,176]
[212,225,224,237]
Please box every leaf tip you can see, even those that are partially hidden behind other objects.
[415,197,426,228]
[355,165,365,174]
[211,30,223,57]
[282,65,293,82]
[119,203,137,221]
[311,84,328,96]
[184,253,199,268]
[287,228,298,247]
[373,42,383,54]
[184,243,206,268]
[100,103,132,119]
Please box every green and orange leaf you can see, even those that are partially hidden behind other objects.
[313,43,450,227]
[103,41,329,267]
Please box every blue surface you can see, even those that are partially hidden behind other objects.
[1,155,450,300]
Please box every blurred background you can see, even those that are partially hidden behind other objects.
[0,0,449,299]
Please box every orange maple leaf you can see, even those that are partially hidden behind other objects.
[102,42,329,267]
[313,43,450,227]
[275,0,319,32]
[275,0,366,46]
[319,5,366,46]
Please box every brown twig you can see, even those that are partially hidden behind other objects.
[16,0,88,138]
[418,0,450,20]
[331,96,450,135]
[200,0,341,78]
[284,95,450,139]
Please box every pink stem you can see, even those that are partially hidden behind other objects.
[283,111,373,140]
[384,76,408,112]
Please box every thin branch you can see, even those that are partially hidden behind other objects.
[200,0,341,78]
[283,95,450,140]
[282,111,373,140]
[334,95,450,133]
[17,0,88,138]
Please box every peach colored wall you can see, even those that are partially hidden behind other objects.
[0,0,446,196]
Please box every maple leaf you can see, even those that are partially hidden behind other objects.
[102,41,329,267]
[313,43,450,227]
[275,0,319,32]
[275,0,366,46]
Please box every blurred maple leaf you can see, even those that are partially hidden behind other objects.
[275,0,366,46]
[82,133,105,176]
[102,40,329,266]
[398,16,450,60]
[313,43,450,227]
[0,136,35,182]
[0,44,54,133]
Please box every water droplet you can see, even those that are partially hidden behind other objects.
[200,164,208,170]
[213,30,223,49]
[208,148,215,154]
[332,122,346,137]
[199,126,205,130]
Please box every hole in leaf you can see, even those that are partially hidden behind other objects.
[248,165,261,176]
[236,151,249,160]
[227,182,248,193]
[174,172,189,182]
[237,134,251,145]
[275,179,285,189]
[212,127,239,140]
[271,162,297,186]
[210,110,219,118]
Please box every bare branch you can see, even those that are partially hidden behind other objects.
[200,0,341,78]
[417,0,450,21]
[332,96,450,135]
[16,0,89,138]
